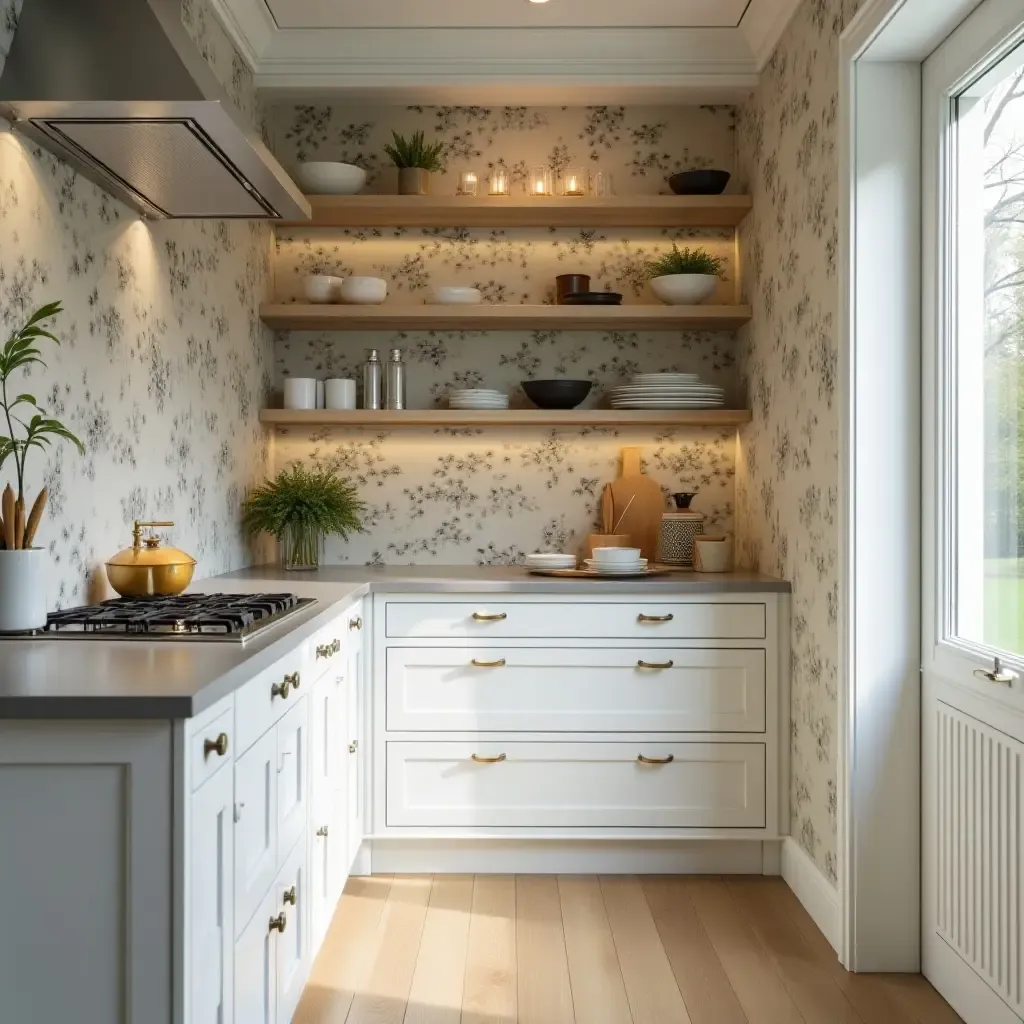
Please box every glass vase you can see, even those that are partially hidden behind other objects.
[283,522,321,571]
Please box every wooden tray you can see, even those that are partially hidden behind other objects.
[526,567,674,579]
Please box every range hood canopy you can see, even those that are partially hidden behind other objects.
[0,0,309,221]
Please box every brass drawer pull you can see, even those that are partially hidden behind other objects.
[471,753,507,764]
[316,825,329,838]
[471,657,507,668]
[316,638,341,660]
[272,670,301,700]
[349,740,358,754]
[269,912,287,933]
[349,616,362,630]
[283,886,297,906]
[472,612,507,622]
[203,732,229,759]
[637,754,675,765]
[637,659,674,669]
[637,613,674,623]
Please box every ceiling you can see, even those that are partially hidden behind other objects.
[210,0,801,103]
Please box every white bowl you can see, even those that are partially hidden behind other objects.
[592,546,643,564]
[650,274,718,305]
[296,161,367,195]
[302,274,343,303]
[432,286,483,305]
[340,276,387,304]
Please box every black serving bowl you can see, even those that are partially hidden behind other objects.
[668,169,731,195]
[521,379,593,410]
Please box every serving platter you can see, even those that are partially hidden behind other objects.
[526,567,675,579]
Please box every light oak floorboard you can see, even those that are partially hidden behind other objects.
[516,876,575,1024]
[404,876,475,1024]
[642,877,748,1024]
[684,878,804,1024]
[557,876,633,1024]
[882,975,966,1024]
[461,875,518,1024]
[600,875,692,1024]
[348,875,432,1024]
[295,875,395,1024]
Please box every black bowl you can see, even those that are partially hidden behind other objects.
[668,169,731,195]
[521,379,593,410]
[562,291,622,306]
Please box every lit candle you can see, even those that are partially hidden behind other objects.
[561,167,586,196]
[529,166,553,196]
[488,168,510,196]
[458,170,479,196]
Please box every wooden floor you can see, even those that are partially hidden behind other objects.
[294,875,963,1024]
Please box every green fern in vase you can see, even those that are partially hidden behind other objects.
[383,130,446,171]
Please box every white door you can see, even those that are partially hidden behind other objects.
[234,729,278,937]
[234,882,278,1024]
[277,697,309,864]
[275,837,310,1024]
[923,3,1024,1020]
[346,607,365,869]
[189,767,235,1024]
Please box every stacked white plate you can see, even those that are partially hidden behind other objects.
[583,556,649,575]
[610,372,725,409]
[449,389,509,410]
[525,552,577,571]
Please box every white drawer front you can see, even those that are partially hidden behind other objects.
[385,601,766,640]
[276,697,309,864]
[386,741,765,828]
[235,648,306,757]
[234,730,278,938]
[189,704,234,791]
[386,647,766,733]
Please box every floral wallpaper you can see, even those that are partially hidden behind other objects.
[0,0,273,609]
[735,0,865,884]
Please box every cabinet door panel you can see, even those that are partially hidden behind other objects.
[234,729,278,937]
[234,883,278,1024]
[276,837,310,1024]
[189,767,235,1024]
[346,634,364,869]
[277,697,309,862]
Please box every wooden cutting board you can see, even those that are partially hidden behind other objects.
[608,447,665,560]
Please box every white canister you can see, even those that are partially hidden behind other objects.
[283,377,317,410]
[694,535,734,573]
[0,548,48,632]
[316,380,325,409]
[324,378,357,410]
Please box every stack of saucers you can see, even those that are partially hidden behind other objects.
[609,373,725,409]
[583,547,648,575]
[449,388,509,410]
[525,552,577,571]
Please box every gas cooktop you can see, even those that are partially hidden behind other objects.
[15,592,316,643]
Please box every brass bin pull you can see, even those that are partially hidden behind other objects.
[316,638,341,660]
[974,657,1018,686]
[471,657,507,668]
[203,732,229,758]
[637,613,674,623]
[637,754,675,765]
[269,912,287,933]
[472,611,508,622]
[471,753,507,764]
[283,886,297,906]
[637,659,674,669]
[349,616,363,630]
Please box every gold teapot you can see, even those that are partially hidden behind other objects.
[106,521,197,598]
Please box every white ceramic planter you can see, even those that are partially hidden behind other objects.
[650,273,718,305]
[0,547,48,632]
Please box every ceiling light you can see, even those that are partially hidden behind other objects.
[528,0,551,4]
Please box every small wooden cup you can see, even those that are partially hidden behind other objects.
[582,533,632,561]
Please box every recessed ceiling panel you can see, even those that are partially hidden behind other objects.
[263,0,751,30]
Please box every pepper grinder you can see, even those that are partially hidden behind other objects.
[361,348,382,410]
[384,348,406,410]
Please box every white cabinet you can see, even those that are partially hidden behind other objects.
[189,764,235,1024]
[277,698,309,863]
[234,728,278,936]
[276,838,311,1024]
[234,876,278,1024]
[346,601,366,869]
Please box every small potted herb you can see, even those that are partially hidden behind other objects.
[645,244,726,305]
[241,464,365,570]
[383,130,446,195]
[0,302,85,631]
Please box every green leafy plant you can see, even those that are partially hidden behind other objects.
[383,130,445,171]
[645,244,726,279]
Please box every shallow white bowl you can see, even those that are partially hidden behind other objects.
[432,286,483,305]
[340,276,387,304]
[650,273,718,305]
[592,546,642,564]
[302,274,343,303]
[296,161,367,195]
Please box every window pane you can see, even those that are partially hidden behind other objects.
[954,42,1024,656]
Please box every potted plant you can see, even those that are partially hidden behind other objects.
[241,463,365,570]
[645,244,726,305]
[383,130,446,195]
[0,302,85,631]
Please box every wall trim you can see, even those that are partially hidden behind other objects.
[781,837,841,952]
[205,0,276,70]
[741,0,806,69]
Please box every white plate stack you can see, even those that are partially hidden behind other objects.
[449,389,509,410]
[584,547,648,575]
[609,373,725,409]
[524,552,577,571]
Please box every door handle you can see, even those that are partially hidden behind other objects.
[203,732,229,758]
[472,612,507,622]
[471,753,507,764]
[283,886,297,906]
[269,912,287,934]
[637,613,674,623]
[471,658,507,668]
[974,657,1018,686]
[637,660,674,669]
[637,753,675,765]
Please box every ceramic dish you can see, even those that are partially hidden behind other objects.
[302,274,343,303]
[296,161,367,195]
[527,567,672,579]
[561,291,623,305]
[340,276,387,304]
[432,286,483,305]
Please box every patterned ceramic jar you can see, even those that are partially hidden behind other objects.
[659,510,705,566]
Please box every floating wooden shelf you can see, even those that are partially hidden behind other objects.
[260,409,752,428]
[260,303,752,332]
[281,194,753,229]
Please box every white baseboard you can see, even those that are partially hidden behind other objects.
[781,837,840,952]
[366,838,782,875]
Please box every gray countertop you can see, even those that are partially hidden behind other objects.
[0,565,788,720]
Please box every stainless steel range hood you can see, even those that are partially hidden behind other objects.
[0,0,309,221]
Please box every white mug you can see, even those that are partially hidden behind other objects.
[694,535,733,573]
[325,378,357,410]
[283,377,317,410]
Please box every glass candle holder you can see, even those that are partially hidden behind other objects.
[560,167,586,196]
[528,165,554,196]
[457,170,479,196]
[590,168,614,197]
[488,167,510,196]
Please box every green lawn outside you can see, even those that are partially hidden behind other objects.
[985,558,1024,654]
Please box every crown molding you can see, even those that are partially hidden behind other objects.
[739,0,804,69]
[205,0,276,70]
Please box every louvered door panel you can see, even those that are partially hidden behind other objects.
[936,702,1024,1013]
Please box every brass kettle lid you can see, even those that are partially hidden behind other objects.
[106,520,197,568]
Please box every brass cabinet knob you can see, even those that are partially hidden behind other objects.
[316,638,341,660]
[637,753,675,765]
[472,611,507,622]
[349,616,362,630]
[637,613,674,623]
[471,753,507,764]
[316,825,329,837]
[269,912,287,933]
[203,732,229,758]
[283,886,297,906]
[271,677,291,700]
[471,657,506,668]
[348,741,358,754]
[637,660,674,669]
[286,671,301,690]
